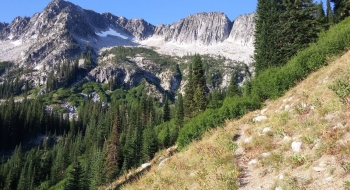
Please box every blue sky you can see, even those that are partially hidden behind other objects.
[0,0,257,25]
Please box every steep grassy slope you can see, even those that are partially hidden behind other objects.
[100,17,350,190]
[115,49,350,190]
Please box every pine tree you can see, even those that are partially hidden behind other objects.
[192,55,207,113]
[278,0,319,64]
[141,126,158,162]
[255,0,320,74]
[327,0,335,24]
[254,0,282,74]
[316,1,326,26]
[227,74,240,97]
[184,64,194,117]
[103,114,120,181]
[331,0,350,21]
[208,90,221,109]
[162,97,170,122]
[88,149,104,189]
[175,93,184,128]
[64,161,84,190]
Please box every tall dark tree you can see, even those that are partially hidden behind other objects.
[331,0,350,20]
[192,55,207,113]
[278,0,319,63]
[184,64,194,117]
[103,113,120,181]
[254,0,282,74]
[316,1,326,27]
[255,0,320,74]
[327,0,335,24]
[163,97,170,122]
[64,161,85,190]
[227,74,240,97]
[175,93,184,128]
[141,126,158,162]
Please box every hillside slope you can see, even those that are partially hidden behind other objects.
[115,50,350,189]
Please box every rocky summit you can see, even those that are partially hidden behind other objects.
[229,13,256,47]
[0,0,255,66]
[153,12,232,45]
[0,0,255,95]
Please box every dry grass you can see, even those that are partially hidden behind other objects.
[103,51,350,189]
[118,123,241,190]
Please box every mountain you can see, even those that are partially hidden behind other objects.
[0,0,255,65]
[0,0,154,65]
[228,12,256,47]
[153,12,232,45]
[0,0,255,97]
[140,13,255,63]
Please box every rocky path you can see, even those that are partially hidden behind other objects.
[234,123,276,190]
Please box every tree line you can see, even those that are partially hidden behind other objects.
[0,54,242,189]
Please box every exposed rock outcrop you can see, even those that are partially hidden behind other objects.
[229,13,256,47]
[153,12,232,45]
[88,57,182,95]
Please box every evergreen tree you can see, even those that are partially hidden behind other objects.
[208,90,221,109]
[316,1,326,26]
[327,0,335,24]
[184,64,194,117]
[175,93,184,128]
[64,161,85,190]
[192,55,207,113]
[103,114,120,181]
[255,0,320,74]
[331,0,350,21]
[227,74,240,97]
[162,97,170,122]
[278,0,319,64]
[141,126,158,162]
[17,162,29,190]
[254,0,282,74]
[88,149,104,189]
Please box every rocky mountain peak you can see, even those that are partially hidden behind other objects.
[44,0,73,17]
[124,18,155,40]
[0,22,8,31]
[0,16,30,40]
[229,13,256,47]
[0,0,256,86]
[153,12,232,45]
[46,0,72,10]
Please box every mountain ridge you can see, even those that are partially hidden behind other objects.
[0,0,255,66]
[0,0,255,98]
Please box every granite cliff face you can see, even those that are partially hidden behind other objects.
[141,12,256,62]
[153,12,232,45]
[229,13,256,47]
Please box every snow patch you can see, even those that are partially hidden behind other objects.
[11,40,22,46]
[96,28,129,39]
